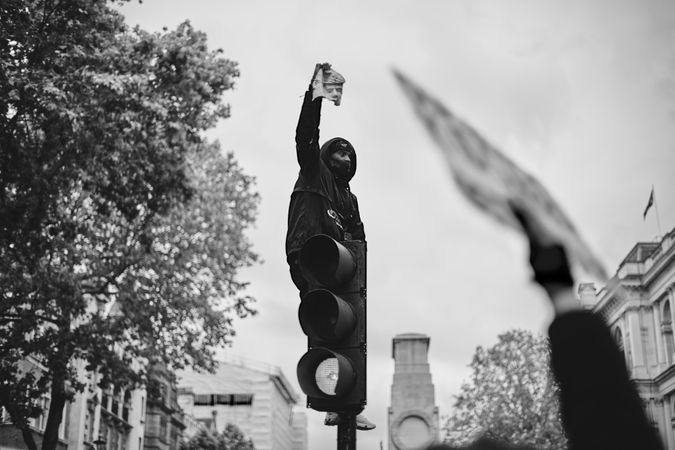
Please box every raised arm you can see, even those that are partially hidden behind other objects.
[513,207,664,450]
[295,68,324,174]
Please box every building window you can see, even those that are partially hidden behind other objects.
[100,421,109,448]
[123,390,131,422]
[102,388,111,412]
[663,300,674,365]
[626,331,634,369]
[112,387,121,417]
[614,327,632,370]
[85,401,95,442]
[615,327,624,352]
[87,371,97,393]
[158,383,168,407]
[194,394,254,406]
[32,397,50,431]
[170,424,180,449]
[232,394,253,405]
[194,394,212,405]
[159,416,168,442]
[101,419,128,450]
[109,425,119,450]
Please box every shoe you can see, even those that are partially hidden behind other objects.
[356,414,376,431]
[324,412,340,426]
[324,412,376,430]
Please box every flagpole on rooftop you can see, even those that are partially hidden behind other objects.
[653,185,663,238]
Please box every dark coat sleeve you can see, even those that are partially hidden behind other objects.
[548,311,664,450]
[295,87,322,175]
[350,194,365,241]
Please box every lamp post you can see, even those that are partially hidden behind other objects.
[93,435,106,450]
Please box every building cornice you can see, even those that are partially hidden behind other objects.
[100,407,133,431]
[271,373,300,405]
[596,296,648,325]
[653,363,675,386]
[643,244,675,288]
[216,354,300,404]
[594,228,674,316]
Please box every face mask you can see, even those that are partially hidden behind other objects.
[329,157,351,178]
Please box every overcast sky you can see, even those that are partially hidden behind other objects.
[120,1,675,448]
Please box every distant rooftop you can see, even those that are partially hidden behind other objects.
[620,242,660,265]
[176,353,299,405]
[616,226,675,277]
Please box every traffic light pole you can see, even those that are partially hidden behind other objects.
[295,236,367,450]
[337,414,356,450]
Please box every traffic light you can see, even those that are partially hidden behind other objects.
[296,234,367,414]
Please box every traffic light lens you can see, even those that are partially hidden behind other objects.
[297,348,360,408]
[299,289,356,343]
[298,235,356,288]
[315,357,339,395]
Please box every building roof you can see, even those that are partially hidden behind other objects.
[617,227,675,270]
[620,242,660,265]
[176,354,299,405]
[593,225,675,317]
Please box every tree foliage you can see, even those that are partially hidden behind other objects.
[180,424,256,450]
[0,1,258,449]
[443,330,567,450]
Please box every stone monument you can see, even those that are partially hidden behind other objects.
[388,333,439,450]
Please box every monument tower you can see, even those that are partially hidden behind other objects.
[388,333,439,450]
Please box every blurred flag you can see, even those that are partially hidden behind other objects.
[643,187,654,220]
[393,69,607,281]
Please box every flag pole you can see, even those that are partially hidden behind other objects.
[653,186,663,238]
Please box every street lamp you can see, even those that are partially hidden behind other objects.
[92,435,106,450]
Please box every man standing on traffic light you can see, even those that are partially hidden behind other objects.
[286,63,374,431]
[286,63,365,299]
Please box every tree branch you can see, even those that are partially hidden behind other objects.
[0,313,60,326]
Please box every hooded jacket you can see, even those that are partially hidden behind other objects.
[286,89,365,258]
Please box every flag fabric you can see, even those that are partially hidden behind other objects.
[643,187,654,220]
[393,69,608,281]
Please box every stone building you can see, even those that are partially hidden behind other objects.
[0,357,69,450]
[0,358,188,450]
[177,355,307,450]
[585,226,675,449]
[388,333,439,450]
[0,358,148,450]
[143,364,186,450]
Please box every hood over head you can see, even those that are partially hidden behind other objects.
[320,137,357,181]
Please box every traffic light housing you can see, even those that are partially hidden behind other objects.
[296,234,367,414]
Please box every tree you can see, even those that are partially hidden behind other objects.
[180,424,256,450]
[0,1,258,449]
[442,330,567,450]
